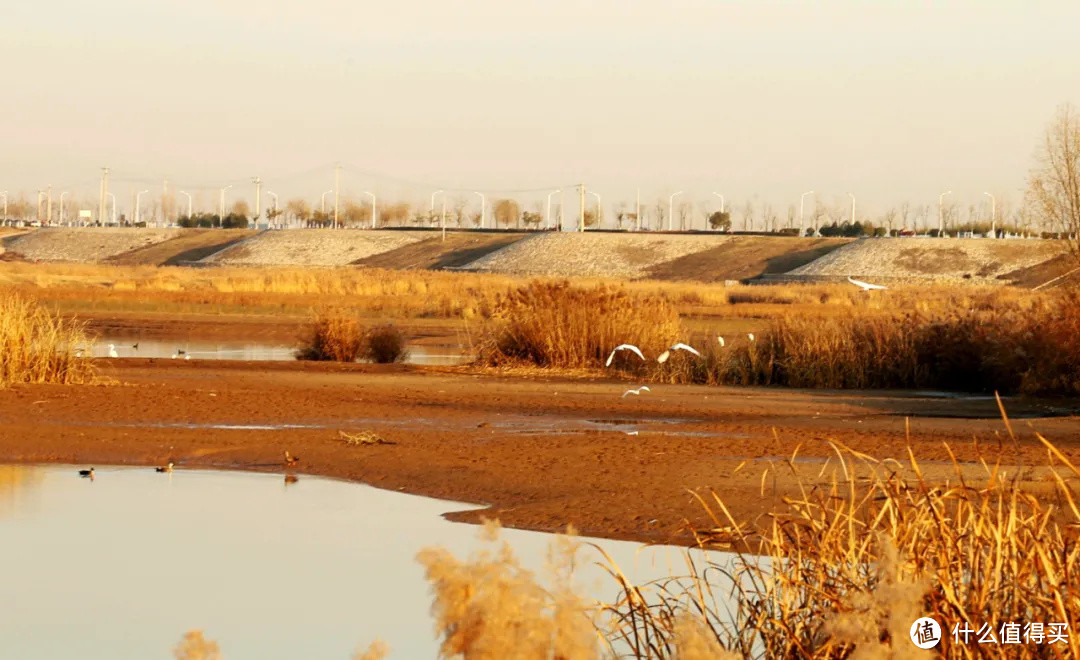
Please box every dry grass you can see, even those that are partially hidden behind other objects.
[0,293,95,386]
[295,310,368,362]
[476,282,682,369]
[598,434,1080,658]
[173,630,221,660]
[366,325,409,364]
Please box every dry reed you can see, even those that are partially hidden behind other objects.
[0,292,95,386]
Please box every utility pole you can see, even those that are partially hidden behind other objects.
[253,176,262,226]
[99,167,109,225]
[162,178,169,227]
[333,164,341,229]
[983,192,996,238]
[46,185,52,225]
[440,193,447,241]
[799,191,814,236]
[848,193,856,224]
[578,184,585,232]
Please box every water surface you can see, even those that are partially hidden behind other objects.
[0,465,732,659]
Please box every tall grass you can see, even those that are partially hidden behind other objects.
[0,293,94,386]
[476,282,682,368]
[695,291,1080,395]
[599,436,1080,658]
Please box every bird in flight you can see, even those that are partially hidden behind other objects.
[605,344,646,367]
[657,342,700,363]
[847,276,888,291]
[621,386,651,397]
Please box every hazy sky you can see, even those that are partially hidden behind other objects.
[3,0,1079,218]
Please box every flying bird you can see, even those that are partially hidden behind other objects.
[621,386,651,398]
[657,342,700,363]
[847,276,888,291]
[108,344,119,358]
[155,462,173,473]
[605,344,646,367]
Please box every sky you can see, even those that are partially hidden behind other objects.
[3,0,1079,220]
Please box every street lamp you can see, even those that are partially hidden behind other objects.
[799,190,814,236]
[430,190,444,216]
[59,191,69,225]
[712,192,725,213]
[983,192,996,238]
[474,192,486,229]
[320,190,333,215]
[135,189,149,225]
[179,191,193,220]
[847,192,856,224]
[268,191,279,228]
[587,191,601,228]
[938,190,952,236]
[363,191,377,228]
[668,191,683,231]
[545,189,561,230]
[220,185,233,220]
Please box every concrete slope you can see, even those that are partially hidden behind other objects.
[199,229,429,266]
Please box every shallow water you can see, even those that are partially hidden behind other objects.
[86,338,469,365]
[0,465,735,659]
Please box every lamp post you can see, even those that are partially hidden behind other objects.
[938,190,952,236]
[799,190,814,236]
[1,191,7,223]
[474,192,486,229]
[545,189,561,230]
[668,191,683,231]
[320,190,332,215]
[363,191,377,228]
[135,189,149,225]
[219,185,233,220]
[711,192,726,232]
[59,191,69,225]
[587,191,601,228]
[179,191,193,220]
[430,190,443,217]
[847,192,856,224]
[983,192,996,238]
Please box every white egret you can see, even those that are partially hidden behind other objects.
[107,344,119,358]
[621,386,651,398]
[657,342,700,363]
[847,276,888,291]
[748,333,755,342]
[717,336,725,347]
[605,344,646,367]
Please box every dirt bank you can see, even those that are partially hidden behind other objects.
[1,360,1076,545]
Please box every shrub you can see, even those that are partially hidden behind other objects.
[0,293,95,386]
[365,325,408,364]
[295,310,367,362]
[477,281,682,369]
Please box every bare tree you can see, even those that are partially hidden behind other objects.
[1028,103,1080,255]
[654,200,667,230]
[230,199,251,218]
[740,200,755,232]
[285,198,310,226]
[881,207,898,235]
[677,201,692,231]
[493,199,521,228]
[761,203,778,233]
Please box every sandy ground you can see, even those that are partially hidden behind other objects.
[2,359,1076,546]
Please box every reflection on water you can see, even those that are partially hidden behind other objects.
[0,465,734,659]
[85,338,469,365]
[0,465,43,518]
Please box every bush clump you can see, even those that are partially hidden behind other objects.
[295,311,408,363]
[477,281,682,369]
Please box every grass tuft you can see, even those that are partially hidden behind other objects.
[0,292,95,386]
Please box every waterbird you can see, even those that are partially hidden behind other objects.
[847,276,888,291]
[132,342,139,350]
[605,344,646,367]
[717,336,725,347]
[284,451,300,467]
[748,333,755,342]
[155,462,173,473]
[78,467,94,478]
[621,386,651,398]
[108,344,119,358]
[656,342,701,364]
[176,349,186,355]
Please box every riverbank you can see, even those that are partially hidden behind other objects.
[1,359,1076,545]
